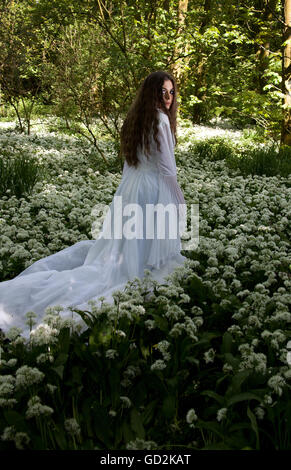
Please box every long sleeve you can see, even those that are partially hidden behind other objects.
[156,118,186,207]
[122,159,129,177]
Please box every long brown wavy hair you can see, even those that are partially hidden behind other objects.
[120,70,178,168]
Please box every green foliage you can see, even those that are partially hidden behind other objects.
[227,144,291,177]
[188,137,291,177]
[0,0,287,146]
[0,151,44,199]
[0,262,290,450]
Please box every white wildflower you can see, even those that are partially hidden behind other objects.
[267,374,286,396]
[30,323,59,346]
[14,432,30,449]
[126,437,157,450]
[64,418,81,438]
[165,304,185,320]
[105,349,118,359]
[46,384,58,394]
[36,353,54,364]
[150,359,167,371]
[15,366,45,389]
[254,407,265,420]
[25,311,37,328]
[5,358,17,367]
[120,396,132,408]
[0,398,17,408]
[186,408,198,428]
[0,382,14,397]
[169,323,184,337]
[191,306,204,316]
[26,395,54,419]
[179,293,191,303]
[6,327,23,341]
[217,407,227,422]
[130,305,146,316]
[1,426,15,441]
[204,348,216,364]
[144,319,155,330]
[156,340,171,361]
[263,394,273,405]
[223,363,233,374]
[115,329,126,338]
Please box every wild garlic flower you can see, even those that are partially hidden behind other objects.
[156,340,171,361]
[14,432,30,450]
[126,438,157,450]
[165,304,185,321]
[1,426,16,441]
[46,384,57,394]
[26,395,54,419]
[267,374,286,396]
[36,353,54,364]
[223,363,233,374]
[150,359,167,371]
[238,351,267,375]
[254,407,265,420]
[0,398,17,408]
[105,349,118,360]
[191,306,204,316]
[120,396,132,408]
[186,408,198,428]
[114,329,126,338]
[5,359,18,367]
[0,382,14,397]
[5,327,23,341]
[30,323,59,346]
[144,319,155,330]
[15,366,45,389]
[64,418,81,438]
[204,348,216,364]
[217,407,227,422]
[123,365,141,379]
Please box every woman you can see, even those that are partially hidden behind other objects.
[0,70,187,338]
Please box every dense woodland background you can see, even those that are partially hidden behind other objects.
[0,1,291,451]
[0,0,291,153]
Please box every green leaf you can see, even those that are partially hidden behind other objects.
[247,405,260,450]
[152,314,168,332]
[52,364,64,379]
[3,410,26,428]
[130,408,145,439]
[58,327,71,355]
[162,395,176,419]
[92,402,113,447]
[196,421,225,439]
[227,392,262,407]
[53,426,68,450]
[221,332,234,354]
[122,421,135,444]
[54,352,69,367]
[226,369,252,396]
[141,399,159,426]
[201,390,225,405]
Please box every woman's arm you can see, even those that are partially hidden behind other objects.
[156,118,186,207]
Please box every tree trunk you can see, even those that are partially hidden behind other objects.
[254,0,277,94]
[192,0,211,124]
[281,0,291,145]
[171,0,189,83]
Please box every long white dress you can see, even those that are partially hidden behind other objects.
[0,109,187,337]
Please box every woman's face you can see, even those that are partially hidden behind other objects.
[161,79,174,110]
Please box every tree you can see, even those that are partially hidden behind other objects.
[281,0,291,144]
[0,0,44,134]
